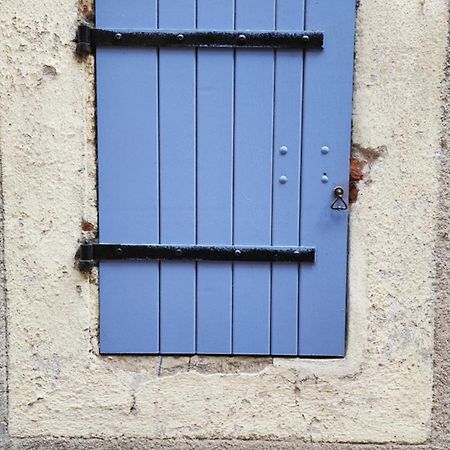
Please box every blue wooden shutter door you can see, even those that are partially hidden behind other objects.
[96,0,356,357]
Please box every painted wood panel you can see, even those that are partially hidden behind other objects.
[270,0,305,356]
[97,0,159,354]
[232,0,275,355]
[196,0,234,354]
[158,0,197,354]
[299,0,356,356]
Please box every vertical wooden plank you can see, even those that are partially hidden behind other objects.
[299,0,356,356]
[196,0,234,354]
[232,0,275,355]
[159,0,197,354]
[97,0,159,353]
[270,0,304,356]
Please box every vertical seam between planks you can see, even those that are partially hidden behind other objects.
[297,0,307,356]
[157,0,161,354]
[231,0,237,355]
[269,0,278,356]
[194,0,199,354]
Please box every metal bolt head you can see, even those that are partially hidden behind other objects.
[115,33,123,40]
[176,248,183,255]
[280,146,288,155]
[177,33,184,41]
[235,249,242,256]
[302,35,310,42]
[321,174,329,183]
[334,186,344,197]
[116,247,123,255]
[238,34,247,43]
[321,146,330,155]
[279,175,288,184]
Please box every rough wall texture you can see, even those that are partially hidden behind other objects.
[0,0,449,448]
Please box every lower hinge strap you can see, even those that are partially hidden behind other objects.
[78,242,316,271]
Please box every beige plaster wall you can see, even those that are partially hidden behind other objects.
[0,0,447,444]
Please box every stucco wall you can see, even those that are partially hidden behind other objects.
[0,0,448,447]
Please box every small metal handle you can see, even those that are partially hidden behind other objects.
[331,186,348,211]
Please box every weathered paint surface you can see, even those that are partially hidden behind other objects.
[0,0,447,445]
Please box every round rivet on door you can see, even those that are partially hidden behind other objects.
[279,176,288,184]
[321,146,330,155]
[302,35,310,42]
[280,146,288,155]
[177,34,185,41]
[115,33,123,40]
[238,34,247,43]
[321,174,329,183]
[235,249,242,256]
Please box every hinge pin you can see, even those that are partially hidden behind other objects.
[79,242,94,271]
[76,24,92,56]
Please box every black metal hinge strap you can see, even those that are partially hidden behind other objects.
[79,242,315,271]
[76,24,324,56]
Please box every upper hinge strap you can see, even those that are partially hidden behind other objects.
[76,24,324,56]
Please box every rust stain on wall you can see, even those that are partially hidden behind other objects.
[81,220,95,232]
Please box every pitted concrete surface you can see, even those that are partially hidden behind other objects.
[0,0,449,448]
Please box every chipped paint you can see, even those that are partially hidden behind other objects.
[349,144,387,203]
